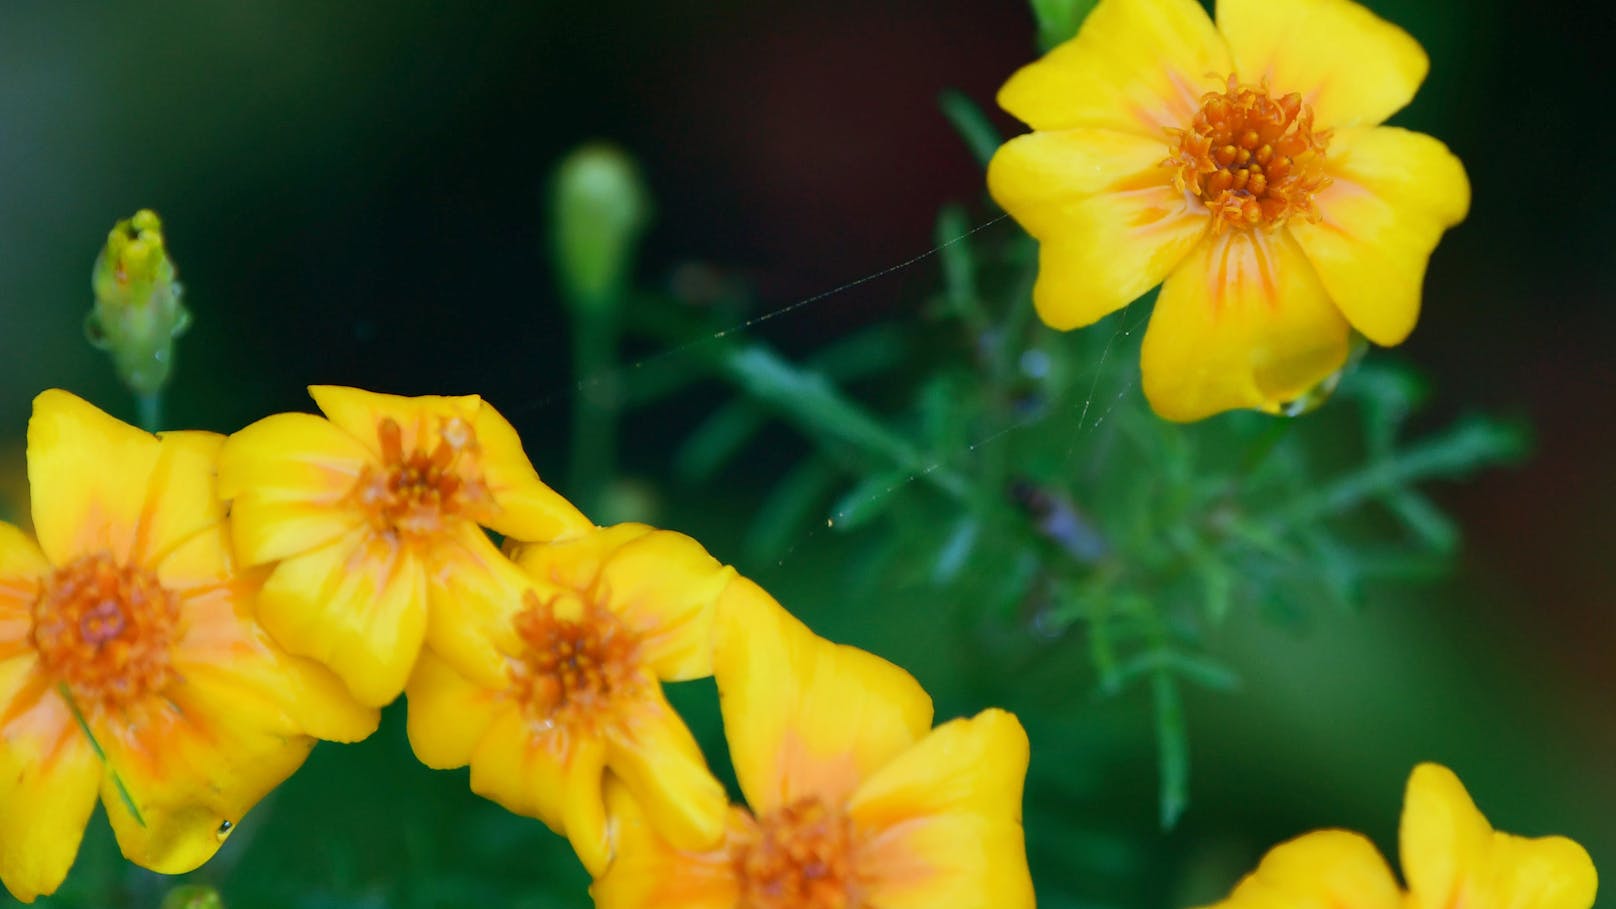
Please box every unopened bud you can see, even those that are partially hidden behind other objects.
[87,209,191,398]
[552,143,651,315]
[160,884,224,909]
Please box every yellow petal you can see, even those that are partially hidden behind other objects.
[404,649,504,770]
[509,523,654,593]
[0,672,101,904]
[256,529,430,707]
[470,398,593,543]
[142,432,232,587]
[590,782,739,909]
[1140,230,1351,421]
[1217,0,1428,130]
[0,522,49,597]
[850,709,1033,909]
[593,527,733,680]
[605,686,729,854]
[468,707,611,873]
[423,522,533,687]
[989,128,1208,330]
[1196,829,1402,909]
[998,0,1230,137]
[97,681,317,875]
[217,411,371,565]
[307,385,481,455]
[1401,763,1597,909]
[1289,127,1470,346]
[176,584,379,744]
[511,522,731,679]
[27,389,159,566]
[0,524,47,667]
[713,577,932,814]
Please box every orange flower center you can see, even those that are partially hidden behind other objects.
[351,415,493,538]
[1165,77,1330,232]
[30,552,181,711]
[507,590,645,732]
[733,797,863,909]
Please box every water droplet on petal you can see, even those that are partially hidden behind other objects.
[1277,337,1368,417]
[216,819,234,841]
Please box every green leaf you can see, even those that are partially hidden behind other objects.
[1151,669,1189,829]
[675,401,767,483]
[931,516,980,584]
[1030,0,1099,50]
[748,457,843,561]
[829,469,914,533]
[939,90,1004,168]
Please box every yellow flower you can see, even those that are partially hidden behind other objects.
[988,0,1470,421]
[404,523,735,875]
[217,386,592,706]
[1201,763,1596,909]
[0,390,376,903]
[591,577,1034,909]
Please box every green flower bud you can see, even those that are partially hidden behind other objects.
[159,884,225,909]
[87,209,191,398]
[552,143,651,316]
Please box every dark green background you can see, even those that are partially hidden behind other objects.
[0,1,1610,907]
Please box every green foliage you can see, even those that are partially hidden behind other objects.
[1029,0,1101,49]
[618,199,1525,832]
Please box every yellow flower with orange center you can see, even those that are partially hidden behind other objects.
[591,577,1034,909]
[217,386,593,706]
[405,523,735,875]
[988,0,1471,421]
[1200,763,1596,909]
[0,390,377,903]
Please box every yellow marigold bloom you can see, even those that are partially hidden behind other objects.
[1201,763,1597,909]
[591,577,1034,909]
[404,523,735,875]
[988,0,1471,421]
[217,386,592,706]
[0,390,376,903]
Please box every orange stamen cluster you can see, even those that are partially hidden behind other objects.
[1165,77,1330,232]
[732,797,863,909]
[507,589,645,733]
[351,416,492,538]
[30,552,182,712]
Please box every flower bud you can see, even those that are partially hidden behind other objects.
[160,885,224,909]
[87,209,191,398]
[552,143,651,316]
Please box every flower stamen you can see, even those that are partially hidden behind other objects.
[1165,77,1330,232]
[350,415,493,538]
[30,552,181,712]
[732,797,864,909]
[507,590,645,735]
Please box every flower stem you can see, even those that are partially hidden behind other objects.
[137,391,163,434]
[568,310,620,515]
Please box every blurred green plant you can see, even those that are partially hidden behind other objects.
[556,102,1525,831]
[552,144,653,517]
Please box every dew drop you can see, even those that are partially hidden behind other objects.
[1279,337,1369,417]
[216,819,234,841]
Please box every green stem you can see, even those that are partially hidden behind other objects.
[136,391,163,434]
[58,683,145,826]
[568,310,621,515]
[1271,416,1522,532]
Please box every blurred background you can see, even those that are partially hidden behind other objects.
[0,1,1611,907]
